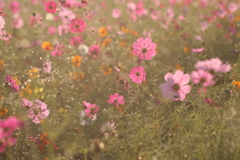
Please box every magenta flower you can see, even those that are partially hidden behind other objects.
[58,0,75,8]
[44,1,58,14]
[89,45,100,58]
[191,69,215,87]
[0,116,24,153]
[5,74,19,92]
[192,47,204,54]
[11,17,23,29]
[108,93,125,107]
[24,100,50,124]
[48,26,56,35]
[132,38,157,60]
[159,70,191,101]
[195,58,231,74]
[69,18,86,33]
[129,66,146,84]
[10,1,20,13]
[83,101,99,118]
[58,25,69,36]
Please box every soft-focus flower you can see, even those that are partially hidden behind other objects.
[58,0,75,8]
[42,42,53,51]
[195,58,231,74]
[112,8,121,18]
[0,108,8,117]
[44,1,57,13]
[48,26,56,35]
[98,27,108,37]
[132,38,157,60]
[43,61,52,73]
[192,47,204,54]
[58,24,69,36]
[108,93,125,107]
[11,17,23,29]
[100,121,116,137]
[51,44,65,56]
[159,70,191,101]
[58,8,75,24]
[79,110,97,126]
[5,74,19,92]
[72,55,82,66]
[101,38,112,47]
[201,21,209,31]
[191,69,215,87]
[0,29,12,40]
[0,59,4,70]
[129,66,146,84]
[101,65,112,75]
[69,18,86,33]
[29,132,58,152]
[78,44,89,55]
[29,68,40,79]
[10,1,20,13]
[69,72,84,81]
[232,80,240,89]
[24,100,50,124]
[89,45,100,58]
[83,101,99,118]
[70,35,83,46]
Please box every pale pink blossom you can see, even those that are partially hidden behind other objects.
[5,74,19,92]
[159,70,191,101]
[191,69,215,87]
[58,9,76,24]
[195,58,231,74]
[26,100,50,124]
[192,47,204,54]
[43,61,52,73]
[112,8,121,18]
[11,17,23,29]
[58,25,69,36]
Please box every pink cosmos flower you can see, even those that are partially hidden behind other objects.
[69,35,83,46]
[132,38,157,60]
[48,26,56,35]
[43,61,52,73]
[69,18,86,33]
[44,1,58,14]
[11,17,23,29]
[5,74,19,92]
[58,9,76,24]
[25,100,50,124]
[129,66,146,84]
[58,0,75,8]
[112,8,121,18]
[108,93,125,107]
[134,1,145,16]
[83,101,99,118]
[194,58,231,74]
[58,25,69,36]
[0,1,5,8]
[89,45,100,58]
[51,44,65,56]
[74,0,88,8]
[228,3,237,13]
[201,21,209,31]
[10,1,20,13]
[100,121,116,138]
[0,16,5,29]
[192,47,204,54]
[159,70,191,101]
[130,14,137,22]
[191,69,215,87]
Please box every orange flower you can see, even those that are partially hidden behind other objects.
[101,65,112,75]
[129,29,138,36]
[232,81,240,88]
[20,84,33,98]
[119,39,128,47]
[29,68,40,79]
[184,47,189,53]
[37,133,50,152]
[72,55,82,66]
[176,63,183,71]
[0,59,4,70]
[70,72,85,81]
[42,42,53,51]
[12,77,19,85]
[98,27,108,37]
[0,107,8,116]
[121,26,129,34]
[101,38,112,47]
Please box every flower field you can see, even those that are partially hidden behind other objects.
[0,0,240,159]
